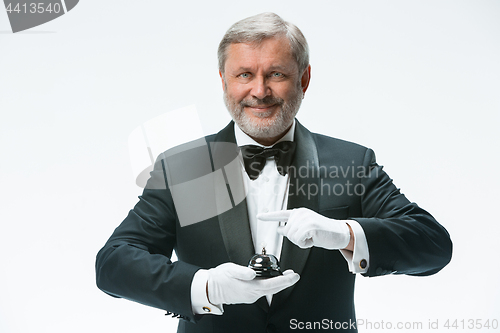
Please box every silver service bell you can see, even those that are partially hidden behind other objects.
[248,247,283,278]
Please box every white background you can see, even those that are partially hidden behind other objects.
[1,1,499,332]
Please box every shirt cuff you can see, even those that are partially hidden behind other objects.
[191,269,224,315]
[339,220,369,274]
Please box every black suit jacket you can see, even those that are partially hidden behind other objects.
[96,120,452,332]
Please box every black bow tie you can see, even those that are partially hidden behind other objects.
[240,141,297,180]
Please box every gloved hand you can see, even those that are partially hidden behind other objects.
[207,263,300,305]
[258,208,351,250]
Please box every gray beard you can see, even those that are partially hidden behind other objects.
[224,86,303,141]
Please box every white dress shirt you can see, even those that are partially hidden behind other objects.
[190,121,369,315]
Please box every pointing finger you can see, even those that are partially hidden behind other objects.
[257,210,292,222]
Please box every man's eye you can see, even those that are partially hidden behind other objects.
[239,73,250,78]
[272,72,284,78]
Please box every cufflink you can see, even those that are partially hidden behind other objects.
[202,306,211,313]
[359,259,367,269]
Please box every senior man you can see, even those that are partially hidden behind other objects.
[96,12,452,333]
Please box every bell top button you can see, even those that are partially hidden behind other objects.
[359,259,367,269]
[202,306,211,313]
[262,176,269,182]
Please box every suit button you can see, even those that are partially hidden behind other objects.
[375,267,383,275]
[267,323,276,333]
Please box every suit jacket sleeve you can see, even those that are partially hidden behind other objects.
[95,153,200,323]
[353,148,452,277]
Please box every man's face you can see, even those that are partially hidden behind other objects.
[221,36,310,145]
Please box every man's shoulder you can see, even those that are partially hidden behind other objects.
[306,131,374,167]
[154,123,237,177]
[311,132,369,154]
[294,120,369,154]
[155,122,232,158]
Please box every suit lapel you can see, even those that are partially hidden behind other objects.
[211,122,270,312]
[210,122,255,266]
[272,120,320,308]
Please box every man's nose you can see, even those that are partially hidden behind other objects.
[250,77,271,100]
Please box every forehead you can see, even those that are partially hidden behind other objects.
[224,37,297,72]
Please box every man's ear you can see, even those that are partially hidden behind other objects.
[301,65,311,95]
[219,70,225,91]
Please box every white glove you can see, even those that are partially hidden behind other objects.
[258,208,351,250]
[207,262,300,305]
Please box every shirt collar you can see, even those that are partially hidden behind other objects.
[234,119,296,148]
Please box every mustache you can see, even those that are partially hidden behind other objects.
[240,96,284,108]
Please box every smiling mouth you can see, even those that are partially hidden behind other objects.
[245,104,277,111]
[244,105,278,119]
[249,104,276,111]
[241,96,283,111]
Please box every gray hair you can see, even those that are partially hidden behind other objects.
[218,12,309,75]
